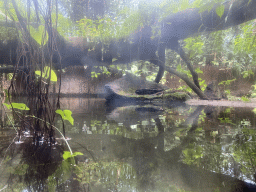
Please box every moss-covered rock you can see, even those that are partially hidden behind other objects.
[104,73,190,102]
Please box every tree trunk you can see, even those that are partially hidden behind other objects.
[158,0,256,99]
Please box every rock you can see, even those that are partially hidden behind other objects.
[204,81,222,100]
[104,72,190,103]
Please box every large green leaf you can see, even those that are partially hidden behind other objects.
[28,25,48,46]
[3,103,30,110]
[216,4,225,18]
[35,66,57,82]
[55,109,74,125]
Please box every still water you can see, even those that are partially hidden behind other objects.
[0,98,256,192]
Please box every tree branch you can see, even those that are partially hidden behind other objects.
[165,66,208,100]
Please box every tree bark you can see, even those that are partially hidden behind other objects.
[161,0,256,47]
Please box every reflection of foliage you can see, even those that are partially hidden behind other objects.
[47,155,77,190]
[198,110,206,124]
[181,110,256,183]
[182,144,203,165]
[76,160,136,190]
[8,163,29,176]
[218,117,235,125]
[232,127,256,180]
[47,151,83,191]
[87,119,158,139]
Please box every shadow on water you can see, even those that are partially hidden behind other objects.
[1,98,256,191]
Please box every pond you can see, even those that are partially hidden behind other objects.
[0,97,256,192]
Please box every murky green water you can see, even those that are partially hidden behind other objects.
[0,98,256,192]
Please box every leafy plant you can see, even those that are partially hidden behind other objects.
[242,70,254,78]
[218,117,235,125]
[215,4,225,18]
[3,103,30,110]
[251,84,256,98]
[241,96,250,102]
[218,78,236,87]
[35,66,57,82]
[55,109,74,125]
[182,144,203,165]
[63,151,83,160]
[176,65,207,92]
[218,78,236,97]
[91,71,101,78]
[28,25,48,46]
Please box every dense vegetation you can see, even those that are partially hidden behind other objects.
[0,0,255,136]
[2,1,256,191]
[1,0,256,96]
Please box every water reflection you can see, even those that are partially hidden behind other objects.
[1,98,256,191]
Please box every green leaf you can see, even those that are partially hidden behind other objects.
[195,67,203,74]
[216,5,225,18]
[56,109,74,125]
[35,66,57,82]
[35,70,43,77]
[241,96,250,102]
[63,151,83,160]
[44,66,57,82]
[63,151,72,160]
[73,152,83,156]
[3,103,30,110]
[28,25,48,46]
[7,73,13,80]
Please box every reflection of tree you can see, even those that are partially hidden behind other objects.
[76,160,137,191]
[179,106,256,189]
[50,109,256,192]
[2,139,65,191]
[21,142,63,191]
[232,127,256,183]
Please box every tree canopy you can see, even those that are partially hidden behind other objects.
[1,0,256,99]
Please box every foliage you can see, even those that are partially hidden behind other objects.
[3,103,30,110]
[241,96,250,102]
[251,84,256,98]
[182,144,203,165]
[77,10,144,43]
[218,78,236,86]
[76,159,137,189]
[55,109,74,125]
[63,151,83,160]
[176,65,207,92]
[218,79,236,97]
[184,36,204,59]
[35,66,57,82]
[28,25,48,46]
[218,117,235,125]
[232,125,256,179]
[242,70,254,79]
